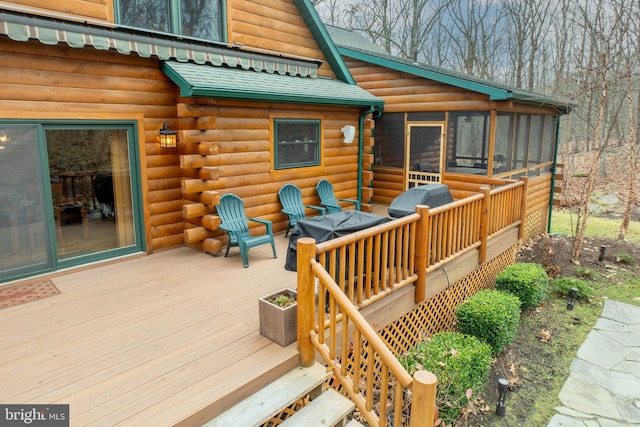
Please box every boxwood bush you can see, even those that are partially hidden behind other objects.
[399,331,492,424]
[495,262,549,310]
[551,277,594,299]
[456,289,521,355]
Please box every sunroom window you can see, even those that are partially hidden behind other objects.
[446,112,490,174]
[117,0,223,41]
[274,119,320,170]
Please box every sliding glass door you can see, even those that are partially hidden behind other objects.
[0,122,144,283]
[0,125,50,280]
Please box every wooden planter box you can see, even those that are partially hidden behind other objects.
[259,288,297,347]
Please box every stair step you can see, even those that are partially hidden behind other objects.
[203,362,331,427]
[279,388,355,427]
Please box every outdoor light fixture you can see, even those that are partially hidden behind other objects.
[341,125,355,144]
[599,245,607,262]
[496,378,509,416]
[159,122,178,149]
[567,287,578,310]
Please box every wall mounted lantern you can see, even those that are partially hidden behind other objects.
[341,125,355,144]
[159,122,178,149]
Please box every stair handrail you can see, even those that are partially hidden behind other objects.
[297,237,437,427]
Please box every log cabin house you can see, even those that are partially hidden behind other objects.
[0,0,383,283]
[0,2,574,426]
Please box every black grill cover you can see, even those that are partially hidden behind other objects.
[388,184,453,218]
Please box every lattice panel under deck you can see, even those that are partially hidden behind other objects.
[524,207,549,239]
[379,243,519,356]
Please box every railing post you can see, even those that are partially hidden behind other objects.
[410,370,438,427]
[297,237,316,368]
[519,176,529,239]
[414,205,429,303]
[478,185,491,264]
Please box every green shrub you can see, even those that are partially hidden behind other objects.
[575,266,597,279]
[456,289,521,355]
[616,253,636,264]
[495,263,549,310]
[399,331,492,424]
[551,277,594,299]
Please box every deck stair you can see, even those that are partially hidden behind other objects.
[203,362,361,427]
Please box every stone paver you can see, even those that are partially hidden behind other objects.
[549,300,640,427]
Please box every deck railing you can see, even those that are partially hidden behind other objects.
[296,178,527,426]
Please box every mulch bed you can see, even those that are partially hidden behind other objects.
[0,279,60,309]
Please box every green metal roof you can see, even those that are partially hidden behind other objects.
[161,61,384,107]
[326,25,575,113]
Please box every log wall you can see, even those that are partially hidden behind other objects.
[228,0,336,79]
[0,0,113,22]
[177,99,367,255]
[343,58,493,114]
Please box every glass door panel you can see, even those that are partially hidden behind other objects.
[0,125,51,281]
[46,129,136,260]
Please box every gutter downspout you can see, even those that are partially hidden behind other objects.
[548,115,562,232]
[358,106,383,205]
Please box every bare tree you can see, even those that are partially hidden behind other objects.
[502,0,557,91]
[617,0,640,240]
[438,0,505,79]
[569,0,631,262]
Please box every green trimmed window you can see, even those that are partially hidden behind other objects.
[274,119,320,170]
[117,0,223,41]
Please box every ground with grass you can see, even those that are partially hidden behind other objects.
[462,234,640,426]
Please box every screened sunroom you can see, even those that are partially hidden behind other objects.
[374,110,559,187]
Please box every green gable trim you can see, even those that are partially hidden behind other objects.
[0,10,318,79]
[161,61,383,108]
[294,0,355,85]
[335,45,574,112]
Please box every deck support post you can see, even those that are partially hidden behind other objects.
[519,177,530,239]
[410,370,438,427]
[297,237,317,368]
[478,186,491,264]
[414,205,429,303]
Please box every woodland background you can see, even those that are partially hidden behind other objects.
[313,0,640,262]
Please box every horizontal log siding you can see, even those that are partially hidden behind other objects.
[525,174,552,215]
[0,39,181,252]
[177,99,363,254]
[229,0,336,78]
[1,0,113,22]
[344,58,489,113]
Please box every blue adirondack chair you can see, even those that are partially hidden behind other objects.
[315,179,361,214]
[278,184,326,237]
[216,193,277,268]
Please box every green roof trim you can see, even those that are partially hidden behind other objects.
[161,61,384,108]
[326,25,574,112]
[293,0,355,85]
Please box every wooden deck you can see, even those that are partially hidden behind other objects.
[0,234,302,426]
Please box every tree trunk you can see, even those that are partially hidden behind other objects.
[571,84,608,263]
[619,92,639,240]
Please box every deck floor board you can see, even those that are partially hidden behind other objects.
[0,235,300,426]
